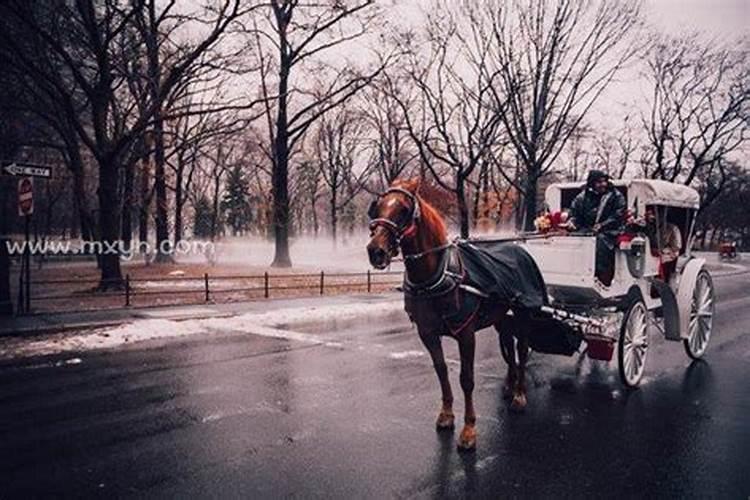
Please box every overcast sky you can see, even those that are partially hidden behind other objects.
[594,0,748,133]
[646,0,748,38]
[387,0,748,131]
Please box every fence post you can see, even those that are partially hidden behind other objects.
[320,271,324,295]
[367,269,371,293]
[264,271,269,298]
[125,274,130,307]
[204,273,210,302]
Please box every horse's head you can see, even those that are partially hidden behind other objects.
[366,179,421,269]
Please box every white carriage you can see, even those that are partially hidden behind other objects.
[517,179,714,388]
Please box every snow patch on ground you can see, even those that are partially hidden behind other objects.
[0,300,404,360]
[388,350,425,360]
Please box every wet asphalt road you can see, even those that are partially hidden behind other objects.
[1,269,749,498]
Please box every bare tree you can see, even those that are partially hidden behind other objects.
[314,106,372,245]
[387,5,501,237]
[246,0,390,267]
[642,33,749,209]
[0,0,251,287]
[360,81,420,190]
[132,0,257,261]
[165,91,244,244]
[591,116,639,180]
[483,0,642,229]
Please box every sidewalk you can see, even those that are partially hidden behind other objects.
[1,254,743,338]
[0,292,402,337]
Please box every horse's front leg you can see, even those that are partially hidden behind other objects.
[419,333,454,431]
[456,329,477,452]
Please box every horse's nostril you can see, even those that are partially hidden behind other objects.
[368,246,386,263]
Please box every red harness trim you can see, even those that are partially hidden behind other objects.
[401,222,418,239]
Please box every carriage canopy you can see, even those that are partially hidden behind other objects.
[545,178,701,214]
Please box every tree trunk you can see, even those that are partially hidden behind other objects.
[522,168,540,232]
[68,151,95,241]
[211,174,220,241]
[152,113,172,262]
[271,63,292,267]
[69,188,79,240]
[121,159,134,249]
[98,160,124,290]
[174,166,183,244]
[456,177,470,238]
[0,182,12,315]
[138,151,150,244]
[311,196,319,237]
[331,184,339,248]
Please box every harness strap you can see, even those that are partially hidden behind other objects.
[403,241,454,261]
[403,244,460,295]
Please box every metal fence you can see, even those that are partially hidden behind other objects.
[17,270,404,315]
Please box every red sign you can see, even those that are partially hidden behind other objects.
[18,177,33,216]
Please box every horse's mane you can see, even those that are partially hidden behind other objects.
[392,178,447,243]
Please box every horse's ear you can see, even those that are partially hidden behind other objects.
[399,177,420,194]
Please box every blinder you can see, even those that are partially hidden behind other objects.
[367,199,379,220]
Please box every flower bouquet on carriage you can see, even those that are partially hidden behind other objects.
[532,210,571,234]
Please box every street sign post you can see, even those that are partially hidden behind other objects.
[2,161,52,179]
[1,161,51,315]
[16,177,33,313]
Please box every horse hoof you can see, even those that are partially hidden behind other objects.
[456,426,477,452]
[509,393,527,413]
[435,412,455,431]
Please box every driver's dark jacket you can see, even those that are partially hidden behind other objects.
[569,187,626,249]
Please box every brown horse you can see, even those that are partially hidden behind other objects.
[366,179,530,452]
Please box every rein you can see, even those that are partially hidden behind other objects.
[403,241,454,261]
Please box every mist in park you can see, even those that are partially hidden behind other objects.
[0,1,749,497]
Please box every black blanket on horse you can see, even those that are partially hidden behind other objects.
[403,240,547,338]
[457,240,548,310]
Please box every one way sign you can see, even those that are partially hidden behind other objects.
[2,161,52,179]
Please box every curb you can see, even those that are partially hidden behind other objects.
[0,312,240,338]
[0,292,402,338]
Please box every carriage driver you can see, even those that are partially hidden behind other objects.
[564,170,626,286]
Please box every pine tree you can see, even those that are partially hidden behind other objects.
[221,164,253,236]
[193,196,215,239]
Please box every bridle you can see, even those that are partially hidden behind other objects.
[368,187,452,262]
[368,187,421,252]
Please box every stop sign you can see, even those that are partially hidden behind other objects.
[18,177,33,216]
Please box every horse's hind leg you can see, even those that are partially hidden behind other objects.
[496,322,516,400]
[510,336,529,412]
[419,333,455,431]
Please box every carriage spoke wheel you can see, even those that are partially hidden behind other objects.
[618,299,649,388]
[684,270,714,359]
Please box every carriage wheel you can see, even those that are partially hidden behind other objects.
[683,270,715,359]
[617,299,649,388]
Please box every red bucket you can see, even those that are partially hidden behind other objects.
[587,339,615,361]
